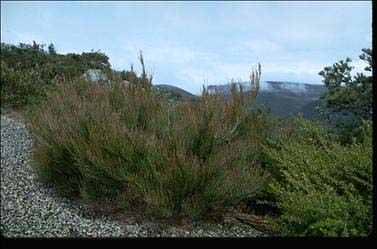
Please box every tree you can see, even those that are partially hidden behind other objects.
[318,48,372,122]
[81,50,111,70]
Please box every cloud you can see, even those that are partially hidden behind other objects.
[2,30,45,45]
[351,59,370,75]
[212,63,253,83]
[179,67,215,87]
[208,60,326,84]
[263,61,325,75]
[239,39,282,53]
[1,1,371,93]
[144,47,216,64]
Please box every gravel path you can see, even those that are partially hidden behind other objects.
[0,114,267,238]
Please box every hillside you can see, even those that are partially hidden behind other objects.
[207,81,327,118]
[294,99,325,118]
[153,84,199,100]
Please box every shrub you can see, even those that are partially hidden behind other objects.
[0,63,55,107]
[26,64,274,220]
[262,116,372,236]
[0,42,112,108]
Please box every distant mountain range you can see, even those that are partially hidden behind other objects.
[154,81,328,118]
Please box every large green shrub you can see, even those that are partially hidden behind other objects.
[263,117,372,236]
[26,65,274,220]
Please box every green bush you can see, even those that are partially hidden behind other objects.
[0,63,55,107]
[262,117,372,236]
[26,66,274,220]
[0,42,112,108]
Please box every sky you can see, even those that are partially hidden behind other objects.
[1,1,372,94]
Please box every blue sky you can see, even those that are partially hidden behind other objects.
[1,1,372,94]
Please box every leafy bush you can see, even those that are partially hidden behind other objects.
[26,64,275,220]
[262,116,372,236]
[0,62,55,107]
[0,42,112,108]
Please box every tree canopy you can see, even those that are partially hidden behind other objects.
[318,48,372,122]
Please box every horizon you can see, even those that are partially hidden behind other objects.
[1,1,372,94]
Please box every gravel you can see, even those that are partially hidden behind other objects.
[0,114,267,238]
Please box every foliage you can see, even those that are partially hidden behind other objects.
[1,62,53,107]
[318,48,372,121]
[317,48,372,144]
[26,64,275,220]
[111,51,153,90]
[5,40,372,234]
[261,116,372,236]
[0,42,112,107]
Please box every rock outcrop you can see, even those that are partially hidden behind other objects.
[80,69,109,83]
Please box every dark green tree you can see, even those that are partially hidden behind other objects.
[318,48,372,122]
[318,48,372,144]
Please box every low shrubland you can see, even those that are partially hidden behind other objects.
[26,64,279,220]
[5,42,372,235]
[0,63,53,107]
[256,116,372,236]
[1,42,112,108]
